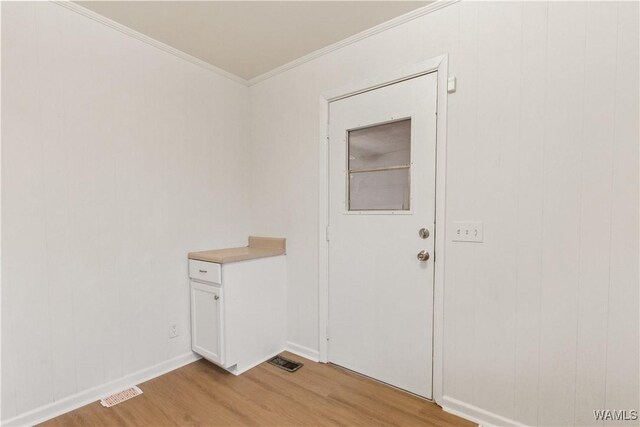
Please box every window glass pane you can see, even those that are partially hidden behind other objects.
[347,118,411,211]
[348,119,411,171]
[349,168,410,211]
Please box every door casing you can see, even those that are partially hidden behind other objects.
[318,54,449,405]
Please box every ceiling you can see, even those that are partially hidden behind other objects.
[75,1,430,81]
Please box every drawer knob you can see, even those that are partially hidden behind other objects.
[199,269,207,273]
[214,295,220,301]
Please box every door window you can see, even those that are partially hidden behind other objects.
[347,118,411,211]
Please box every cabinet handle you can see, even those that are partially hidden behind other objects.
[199,269,207,273]
[214,295,219,301]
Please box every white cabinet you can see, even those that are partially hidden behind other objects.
[190,281,223,365]
[188,255,286,375]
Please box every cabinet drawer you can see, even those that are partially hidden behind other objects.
[189,260,222,284]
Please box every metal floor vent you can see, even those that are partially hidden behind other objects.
[99,386,143,407]
[268,355,303,372]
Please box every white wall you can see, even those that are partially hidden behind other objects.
[248,1,639,426]
[1,1,249,422]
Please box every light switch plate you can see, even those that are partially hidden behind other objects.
[452,221,483,242]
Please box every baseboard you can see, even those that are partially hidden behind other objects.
[2,352,201,427]
[441,396,524,427]
[285,341,320,362]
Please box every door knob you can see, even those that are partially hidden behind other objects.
[418,228,430,239]
[417,250,430,261]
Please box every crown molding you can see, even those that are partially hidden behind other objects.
[51,0,250,86]
[51,0,460,88]
[247,0,460,86]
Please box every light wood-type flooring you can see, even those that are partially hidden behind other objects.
[42,352,475,426]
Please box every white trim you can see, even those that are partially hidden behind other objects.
[317,55,449,406]
[50,0,248,86]
[318,94,330,365]
[248,0,459,86]
[2,352,200,427]
[321,56,446,102]
[0,2,3,421]
[441,396,525,427]
[432,55,449,408]
[285,342,320,362]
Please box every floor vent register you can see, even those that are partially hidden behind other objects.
[268,355,303,372]
[99,386,143,407]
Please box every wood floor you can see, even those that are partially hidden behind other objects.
[42,352,475,426]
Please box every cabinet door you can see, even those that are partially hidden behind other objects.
[190,281,223,365]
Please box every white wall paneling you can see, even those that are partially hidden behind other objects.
[605,2,640,425]
[537,3,587,424]
[511,2,547,424]
[1,2,249,424]
[248,1,639,426]
[569,3,618,425]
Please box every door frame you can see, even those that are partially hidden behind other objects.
[317,54,449,405]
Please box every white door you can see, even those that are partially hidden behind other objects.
[328,72,438,398]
